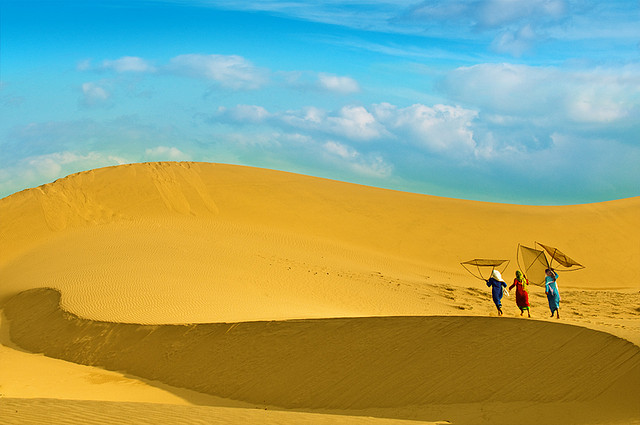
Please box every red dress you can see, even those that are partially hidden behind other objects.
[509,278,530,310]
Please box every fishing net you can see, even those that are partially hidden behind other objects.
[460,259,510,281]
[537,242,584,269]
[517,244,549,286]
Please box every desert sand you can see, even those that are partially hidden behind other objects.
[0,162,638,425]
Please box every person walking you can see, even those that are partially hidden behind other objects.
[509,270,531,317]
[486,269,508,316]
[545,268,560,319]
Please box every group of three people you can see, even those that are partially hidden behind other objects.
[486,268,560,318]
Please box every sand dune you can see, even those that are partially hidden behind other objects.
[1,162,639,424]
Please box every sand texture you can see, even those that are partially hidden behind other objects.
[1,162,639,425]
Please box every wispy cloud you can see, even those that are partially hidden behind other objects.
[219,104,389,142]
[323,140,393,178]
[194,0,638,58]
[217,102,480,155]
[217,105,270,123]
[145,146,192,160]
[102,56,156,73]
[373,103,479,155]
[323,106,386,141]
[491,24,537,57]
[324,140,358,159]
[438,63,640,124]
[402,0,570,55]
[81,82,111,107]
[474,0,567,29]
[275,70,363,95]
[80,54,360,95]
[195,0,403,32]
[78,56,156,73]
[168,54,268,89]
[318,73,360,94]
[79,54,268,90]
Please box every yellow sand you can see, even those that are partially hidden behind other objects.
[0,162,639,425]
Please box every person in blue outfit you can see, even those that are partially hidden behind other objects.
[545,268,560,319]
[486,269,508,316]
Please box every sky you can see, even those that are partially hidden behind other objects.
[1,0,639,205]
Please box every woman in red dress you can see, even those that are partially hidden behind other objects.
[509,270,530,317]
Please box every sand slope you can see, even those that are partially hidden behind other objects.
[1,162,639,424]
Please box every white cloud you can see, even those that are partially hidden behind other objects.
[440,63,640,124]
[273,71,361,94]
[476,0,567,29]
[318,73,360,94]
[440,63,554,114]
[280,106,326,127]
[351,154,393,178]
[401,0,576,57]
[324,140,358,159]
[568,93,628,123]
[219,104,385,141]
[491,24,537,56]
[215,101,479,155]
[206,0,399,34]
[144,146,191,161]
[78,57,155,73]
[101,56,155,73]
[326,106,385,140]
[217,105,270,123]
[564,68,638,123]
[277,105,386,141]
[168,54,267,89]
[406,0,567,30]
[322,141,392,178]
[80,54,359,94]
[83,54,268,90]
[81,82,110,106]
[373,102,478,154]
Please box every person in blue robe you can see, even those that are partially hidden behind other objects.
[545,268,560,318]
[486,269,508,316]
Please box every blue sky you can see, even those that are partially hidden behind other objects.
[1,0,639,204]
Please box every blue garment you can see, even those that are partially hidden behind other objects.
[486,277,508,308]
[545,272,560,312]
